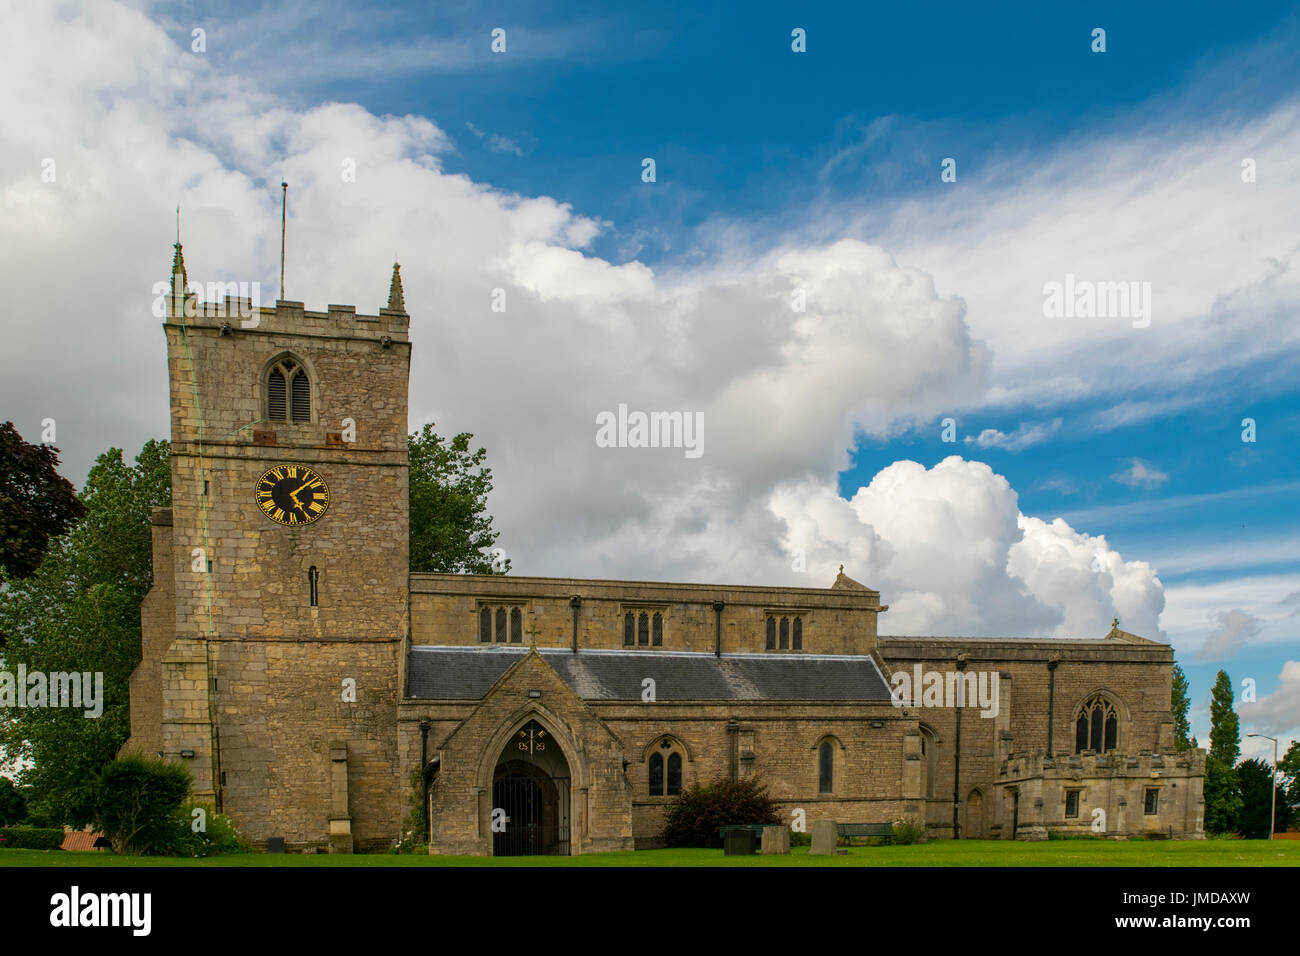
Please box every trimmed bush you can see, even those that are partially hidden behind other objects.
[92,756,192,855]
[662,777,779,848]
[0,827,65,850]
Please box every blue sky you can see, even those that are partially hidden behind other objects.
[2,1,1297,754]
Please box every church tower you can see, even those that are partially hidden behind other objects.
[148,243,411,851]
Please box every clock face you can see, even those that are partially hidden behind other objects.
[254,464,330,526]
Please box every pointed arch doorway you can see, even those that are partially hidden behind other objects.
[492,719,571,856]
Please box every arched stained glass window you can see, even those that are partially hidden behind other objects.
[495,607,507,643]
[638,612,649,646]
[766,616,776,650]
[779,617,790,650]
[510,607,522,643]
[624,612,634,646]
[819,741,833,794]
[479,607,492,643]
[1074,695,1119,754]
[792,617,802,650]
[652,612,663,646]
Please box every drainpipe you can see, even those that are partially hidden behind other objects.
[569,596,582,654]
[953,656,967,839]
[1046,657,1060,756]
[712,601,725,657]
[419,720,431,844]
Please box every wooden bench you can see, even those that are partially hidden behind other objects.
[836,823,894,845]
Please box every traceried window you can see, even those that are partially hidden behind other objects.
[648,738,685,796]
[622,609,665,648]
[765,614,805,651]
[266,355,312,423]
[1074,694,1119,754]
[478,604,525,643]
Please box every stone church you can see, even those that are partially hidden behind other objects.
[123,244,1205,854]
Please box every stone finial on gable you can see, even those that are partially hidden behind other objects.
[832,566,869,591]
[387,262,406,313]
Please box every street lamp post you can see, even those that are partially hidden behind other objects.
[1246,732,1278,840]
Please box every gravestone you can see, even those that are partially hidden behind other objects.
[809,820,837,855]
[761,826,790,855]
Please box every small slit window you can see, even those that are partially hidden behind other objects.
[308,566,319,607]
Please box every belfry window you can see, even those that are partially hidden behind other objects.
[266,356,311,423]
[1074,695,1119,754]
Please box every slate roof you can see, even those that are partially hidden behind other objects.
[407,646,893,702]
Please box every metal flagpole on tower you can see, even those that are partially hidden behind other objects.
[279,181,288,301]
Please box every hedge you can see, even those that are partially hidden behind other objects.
[0,827,65,850]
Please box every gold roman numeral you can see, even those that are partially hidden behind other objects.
[308,501,323,513]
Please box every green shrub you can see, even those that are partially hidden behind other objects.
[790,829,811,847]
[0,826,64,850]
[389,832,428,855]
[91,756,192,855]
[662,777,778,848]
[154,800,248,857]
[891,819,926,845]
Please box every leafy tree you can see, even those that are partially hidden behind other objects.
[662,777,779,848]
[0,422,85,584]
[408,423,509,574]
[1208,670,1240,768]
[1203,758,1242,835]
[1203,670,1242,835]
[1279,740,1300,827]
[0,440,170,825]
[1236,758,1288,838]
[91,756,191,855]
[0,776,25,826]
[1171,662,1196,751]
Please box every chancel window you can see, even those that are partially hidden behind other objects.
[765,614,804,651]
[622,609,665,648]
[648,738,685,796]
[266,355,312,423]
[478,604,525,643]
[1074,694,1119,754]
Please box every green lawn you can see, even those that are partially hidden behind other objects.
[1,839,1296,867]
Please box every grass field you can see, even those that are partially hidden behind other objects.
[0,840,1296,867]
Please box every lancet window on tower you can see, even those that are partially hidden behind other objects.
[266,355,311,423]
